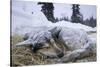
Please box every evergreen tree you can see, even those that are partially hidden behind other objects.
[71,4,83,23]
[38,2,56,23]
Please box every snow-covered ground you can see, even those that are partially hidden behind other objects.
[11,1,96,35]
[11,8,96,35]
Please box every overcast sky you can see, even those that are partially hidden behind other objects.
[12,0,96,20]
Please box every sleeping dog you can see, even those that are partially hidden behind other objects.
[16,27,96,61]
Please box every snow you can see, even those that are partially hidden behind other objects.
[12,7,52,35]
[11,1,96,35]
[11,8,96,35]
[51,21,96,32]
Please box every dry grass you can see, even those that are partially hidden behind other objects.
[11,34,96,66]
[11,34,59,66]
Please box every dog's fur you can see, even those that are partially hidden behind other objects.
[16,27,96,62]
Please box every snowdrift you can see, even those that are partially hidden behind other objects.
[11,8,96,35]
[50,21,96,32]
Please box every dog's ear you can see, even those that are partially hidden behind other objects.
[49,27,61,38]
[48,27,57,33]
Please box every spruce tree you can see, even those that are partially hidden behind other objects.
[71,4,83,23]
[38,2,56,23]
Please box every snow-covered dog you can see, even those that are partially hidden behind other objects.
[16,27,96,61]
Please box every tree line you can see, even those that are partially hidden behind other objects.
[37,2,96,27]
